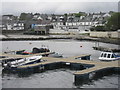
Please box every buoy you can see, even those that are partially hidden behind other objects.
[80,45,82,47]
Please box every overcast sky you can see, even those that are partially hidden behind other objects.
[1,0,120,15]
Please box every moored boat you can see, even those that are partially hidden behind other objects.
[15,46,50,55]
[48,53,63,58]
[3,56,43,68]
[32,47,50,54]
[99,52,120,61]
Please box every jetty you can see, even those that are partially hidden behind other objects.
[93,46,120,52]
[0,53,120,85]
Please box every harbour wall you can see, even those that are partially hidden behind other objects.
[90,31,120,39]
[3,61,120,86]
[1,30,24,34]
[1,35,120,45]
[74,67,120,86]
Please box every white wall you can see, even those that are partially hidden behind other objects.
[90,31,120,38]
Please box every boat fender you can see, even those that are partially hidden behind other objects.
[66,62,70,65]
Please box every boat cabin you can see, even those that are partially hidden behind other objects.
[99,52,120,61]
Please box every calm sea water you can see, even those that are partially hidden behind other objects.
[1,39,120,88]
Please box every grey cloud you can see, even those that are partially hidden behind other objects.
[2,2,118,15]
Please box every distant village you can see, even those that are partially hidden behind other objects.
[0,11,115,35]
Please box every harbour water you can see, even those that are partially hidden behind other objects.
[1,39,120,88]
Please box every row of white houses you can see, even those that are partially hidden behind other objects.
[50,12,111,32]
[0,22,24,30]
[1,12,111,31]
[51,20,104,33]
[52,21,103,27]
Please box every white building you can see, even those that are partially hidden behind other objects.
[2,22,24,30]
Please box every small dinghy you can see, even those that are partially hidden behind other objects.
[48,53,63,58]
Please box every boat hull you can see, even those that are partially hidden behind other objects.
[99,57,120,61]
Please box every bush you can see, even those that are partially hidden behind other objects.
[94,26,105,31]
[105,12,120,31]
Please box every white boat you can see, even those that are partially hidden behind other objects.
[99,52,120,61]
[3,56,43,68]
[48,53,63,58]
